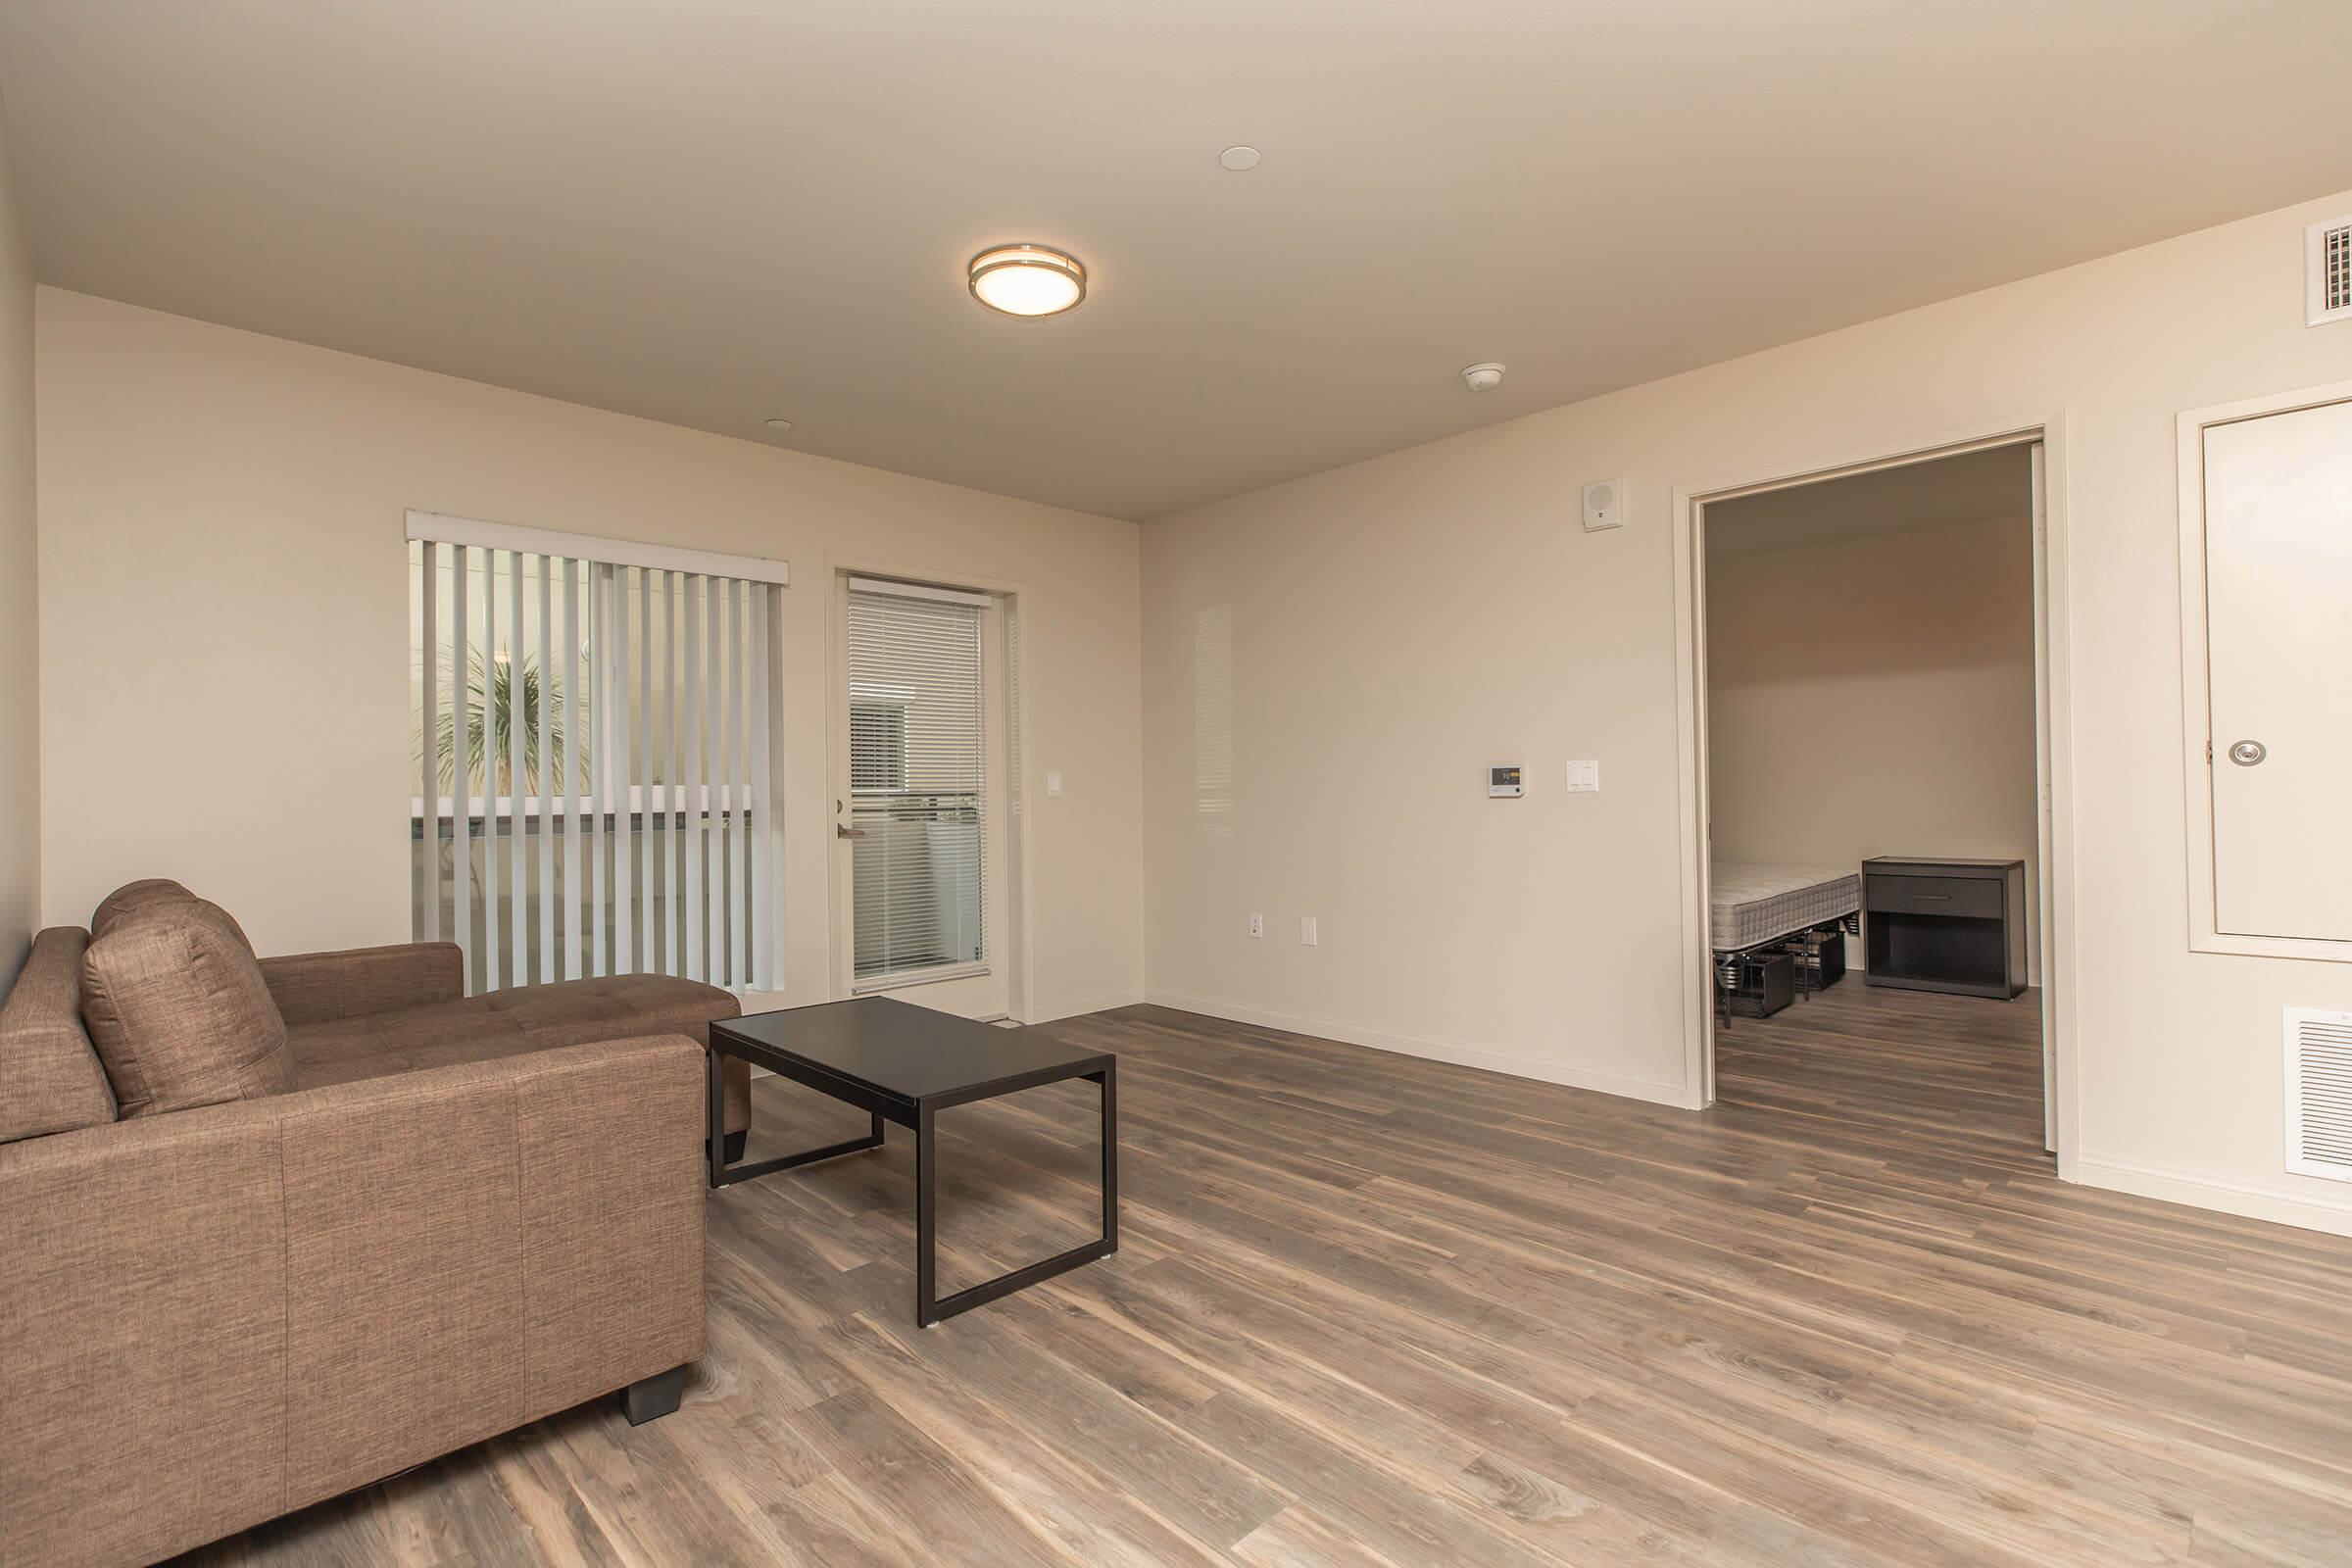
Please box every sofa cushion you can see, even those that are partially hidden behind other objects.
[81,900,295,1118]
[289,1001,532,1088]
[491,973,740,1051]
[90,878,262,954]
[285,973,746,1130]
[91,878,194,940]
[0,928,118,1143]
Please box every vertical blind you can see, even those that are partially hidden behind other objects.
[410,521,783,995]
[848,581,987,986]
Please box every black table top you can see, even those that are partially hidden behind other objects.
[711,997,1112,1108]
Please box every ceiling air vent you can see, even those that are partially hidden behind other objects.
[2311,215,2352,325]
[2285,1007,2352,1180]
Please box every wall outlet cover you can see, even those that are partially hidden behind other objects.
[1249,912,1264,939]
[1300,916,1319,947]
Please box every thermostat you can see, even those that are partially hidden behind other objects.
[1488,764,1524,798]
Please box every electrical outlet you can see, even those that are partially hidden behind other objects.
[1249,912,1264,939]
[1300,916,1318,947]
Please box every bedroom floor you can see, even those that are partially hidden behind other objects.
[180,997,2352,1568]
[1714,972,2048,1172]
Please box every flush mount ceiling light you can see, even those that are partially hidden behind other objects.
[968,243,1087,318]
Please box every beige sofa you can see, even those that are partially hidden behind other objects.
[0,885,745,1568]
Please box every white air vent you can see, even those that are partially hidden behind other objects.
[2285,1007,2352,1180]
[2311,215,2352,326]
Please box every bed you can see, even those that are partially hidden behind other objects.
[1710,862,1860,954]
[1711,862,1860,1022]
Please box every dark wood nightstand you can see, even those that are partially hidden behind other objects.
[1861,857,2029,999]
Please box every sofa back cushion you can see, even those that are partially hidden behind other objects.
[81,900,294,1118]
[0,928,118,1143]
[91,878,265,963]
[92,878,204,941]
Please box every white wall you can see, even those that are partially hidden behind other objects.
[1706,513,2040,981]
[0,104,36,989]
[34,290,1143,1022]
[1142,185,2352,1235]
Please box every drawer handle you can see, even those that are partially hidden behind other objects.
[1914,894,1950,901]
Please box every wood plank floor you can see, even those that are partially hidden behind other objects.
[183,987,2352,1567]
[1715,976,2051,1175]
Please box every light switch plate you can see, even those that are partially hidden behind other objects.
[1045,770,1063,797]
[1566,760,1600,792]
[1249,912,1264,939]
[1300,916,1319,947]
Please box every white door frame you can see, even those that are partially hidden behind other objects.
[822,554,1036,1022]
[1669,410,2078,1174]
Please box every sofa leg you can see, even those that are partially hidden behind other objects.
[622,1365,689,1426]
[705,1129,746,1168]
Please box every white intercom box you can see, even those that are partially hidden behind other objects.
[1582,478,1626,531]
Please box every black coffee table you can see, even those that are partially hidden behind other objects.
[707,998,1117,1327]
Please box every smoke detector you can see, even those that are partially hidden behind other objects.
[1460,362,1505,393]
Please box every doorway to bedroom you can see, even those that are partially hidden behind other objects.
[1691,438,2054,1165]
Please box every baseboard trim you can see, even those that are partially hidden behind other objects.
[2073,1153,2352,1239]
[1025,990,1148,1025]
[1142,990,1691,1107]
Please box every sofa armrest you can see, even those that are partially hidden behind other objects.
[259,940,465,1025]
[0,1094,288,1567]
[0,1035,707,1568]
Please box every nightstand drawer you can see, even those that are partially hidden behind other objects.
[1867,873,2002,919]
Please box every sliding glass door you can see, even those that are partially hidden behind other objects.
[409,527,783,996]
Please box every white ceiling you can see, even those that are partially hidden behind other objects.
[4,3,2349,521]
[1706,444,2034,559]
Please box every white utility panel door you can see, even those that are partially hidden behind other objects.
[2203,398,2352,941]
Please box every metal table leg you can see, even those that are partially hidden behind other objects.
[705,1044,886,1189]
[915,1062,1120,1328]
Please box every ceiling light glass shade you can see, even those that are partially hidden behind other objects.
[968,244,1087,317]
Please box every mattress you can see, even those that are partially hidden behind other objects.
[1710,862,1860,952]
